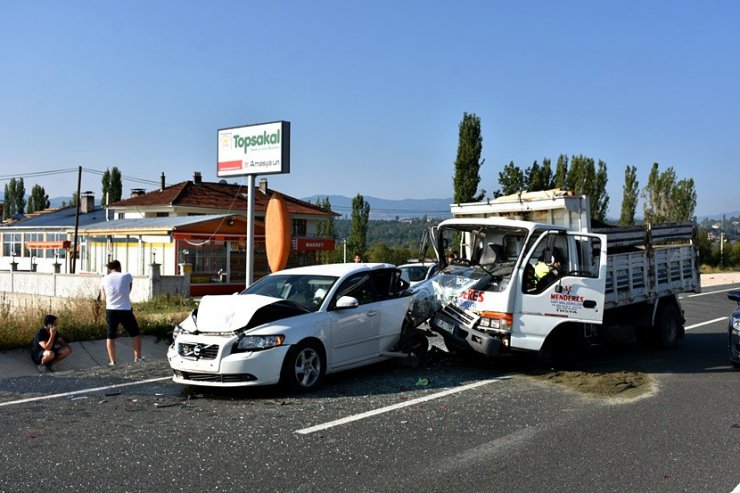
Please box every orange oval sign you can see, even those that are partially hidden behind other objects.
[265,193,291,272]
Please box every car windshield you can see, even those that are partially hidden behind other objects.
[401,266,430,282]
[242,274,339,312]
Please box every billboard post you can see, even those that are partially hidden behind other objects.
[217,121,291,287]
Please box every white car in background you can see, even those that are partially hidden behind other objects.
[398,262,438,287]
[167,263,427,391]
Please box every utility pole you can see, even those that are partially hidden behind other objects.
[71,166,82,273]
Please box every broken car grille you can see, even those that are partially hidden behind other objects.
[177,343,220,360]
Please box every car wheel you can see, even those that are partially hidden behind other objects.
[281,340,325,392]
[655,304,682,350]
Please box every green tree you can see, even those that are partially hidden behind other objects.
[453,112,485,203]
[70,191,79,207]
[619,165,639,225]
[109,167,123,203]
[27,184,49,214]
[3,178,21,219]
[671,178,697,222]
[497,161,525,196]
[102,168,111,206]
[566,155,609,222]
[593,160,609,222]
[553,154,568,189]
[347,194,370,258]
[642,163,695,223]
[13,178,26,215]
[2,182,11,220]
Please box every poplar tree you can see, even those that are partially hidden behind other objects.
[497,161,525,196]
[102,169,111,205]
[453,112,485,203]
[619,165,639,225]
[14,178,25,215]
[109,167,123,203]
[27,184,49,214]
[553,154,568,189]
[347,194,370,258]
[642,163,695,223]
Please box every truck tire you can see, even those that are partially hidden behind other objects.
[655,304,682,350]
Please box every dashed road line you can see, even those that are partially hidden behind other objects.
[0,377,171,408]
[685,317,728,331]
[683,287,739,298]
[295,377,507,435]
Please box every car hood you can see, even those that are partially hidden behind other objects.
[195,294,284,333]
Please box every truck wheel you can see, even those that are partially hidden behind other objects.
[655,304,682,349]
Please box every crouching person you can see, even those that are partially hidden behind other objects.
[31,315,72,373]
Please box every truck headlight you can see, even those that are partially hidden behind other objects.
[235,335,285,352]
[478,312,513,332]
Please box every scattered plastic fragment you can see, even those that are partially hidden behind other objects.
[416,378,429,387]
[71,396,88,401]
[731,423,740,429]
[98,399,108,404]
[154,402,180,408]
[105,391,122,397]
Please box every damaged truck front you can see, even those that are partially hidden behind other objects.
[410,218,607,357]
[408,190,699,359]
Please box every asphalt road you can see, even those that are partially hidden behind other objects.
[1,285,739,493]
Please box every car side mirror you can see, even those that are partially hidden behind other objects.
[335,296,359,309]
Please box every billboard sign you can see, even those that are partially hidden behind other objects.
[217,121,291,177]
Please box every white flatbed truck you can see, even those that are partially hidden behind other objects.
[413,190,700,358]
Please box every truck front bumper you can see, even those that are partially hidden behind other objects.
[430,310,506,357]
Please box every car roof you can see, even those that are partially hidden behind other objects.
[398,262,435,269]
[269,262,396,277]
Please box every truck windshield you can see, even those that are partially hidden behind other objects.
[436,225,527,292]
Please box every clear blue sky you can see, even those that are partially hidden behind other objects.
[1,0,738,217]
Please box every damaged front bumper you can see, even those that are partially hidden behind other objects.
[430,304,510,357]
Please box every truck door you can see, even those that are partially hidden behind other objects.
[512,230,607,351]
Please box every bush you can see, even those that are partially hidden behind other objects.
[0,295,196,351]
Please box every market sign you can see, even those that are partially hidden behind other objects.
[217,121,291,177]
[292,238,336,251]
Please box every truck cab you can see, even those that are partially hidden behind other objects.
[423,218,607,356]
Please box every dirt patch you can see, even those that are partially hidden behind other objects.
[701,271,740,288]
[525,369,653,401]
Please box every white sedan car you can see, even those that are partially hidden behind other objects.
[167,263,426,391]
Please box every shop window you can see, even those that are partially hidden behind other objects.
[2,233,21,257]
[292,219,307,237]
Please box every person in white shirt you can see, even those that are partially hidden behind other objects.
[100,260,142,365]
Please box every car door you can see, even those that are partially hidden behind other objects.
[512,230,607,351]
[369,268,414,352]
[327,272,382,368]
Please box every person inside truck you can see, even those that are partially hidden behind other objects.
[534,247,563,288]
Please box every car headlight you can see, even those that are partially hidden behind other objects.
[172,324,192,339]
[236,335,285,351]
[732,315,740,333]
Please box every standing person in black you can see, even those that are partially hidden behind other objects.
[31,314,72,373]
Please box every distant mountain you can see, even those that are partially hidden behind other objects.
[302,195,453,220]
[49,196,72,208]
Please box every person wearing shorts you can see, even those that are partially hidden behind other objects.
[31,314,72,373]
[101,260,142,365]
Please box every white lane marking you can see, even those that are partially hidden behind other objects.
[684,287,739,298]
[0,377,171,408]
[296,378,506,435]
[732,482,740,493]
[685,317,728,331]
